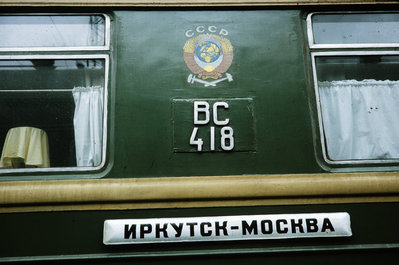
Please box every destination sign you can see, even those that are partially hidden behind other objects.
[103,212,352,245]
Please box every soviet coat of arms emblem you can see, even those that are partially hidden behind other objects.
[183,33,233,87]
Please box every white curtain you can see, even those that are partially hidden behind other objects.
[319,79,399,161]
[73,86,103,167]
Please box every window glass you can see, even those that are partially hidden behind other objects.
[0,15,105,48]
[0,58,106,169]
[311,13,399,45]
[315,55,399,162]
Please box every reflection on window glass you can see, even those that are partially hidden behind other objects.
[0,59,105,168]
[0,15,105,48]
[315,55,399,162]
[312,13,399,45]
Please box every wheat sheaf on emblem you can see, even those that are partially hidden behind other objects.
[183,34,234,81]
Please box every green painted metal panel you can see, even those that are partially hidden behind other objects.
[111,10,318,178]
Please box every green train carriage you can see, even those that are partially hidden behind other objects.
[0,1,398,264]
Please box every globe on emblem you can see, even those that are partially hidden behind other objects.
[195,41,221,63]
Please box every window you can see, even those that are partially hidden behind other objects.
[0,15,109,173]
[308,13,399,48]
[0,15,109,50]
[312,53,399,164]
[308,12,399,166]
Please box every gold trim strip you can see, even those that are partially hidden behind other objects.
[1,195,399,213]
[1,172,398,206]
[0,0,397,6]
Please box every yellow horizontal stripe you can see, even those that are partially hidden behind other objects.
[1,195,399,213]
[0,172,398,213]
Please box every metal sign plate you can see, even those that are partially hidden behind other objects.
[172,98,255,153]
[103,212,352,245]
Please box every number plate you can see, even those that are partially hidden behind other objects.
[172,98,255,152]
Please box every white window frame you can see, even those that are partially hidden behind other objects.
[312,51,399,165]
[0,13,110,176]
[0,54,109,174]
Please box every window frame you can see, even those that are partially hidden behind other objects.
[0,13,111,174]
[312,51,399,166]
[0,13,111,176]
[0,54,109,175]
[0,13,110,52]
[308,10,399,168]
[307,11,399,49]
